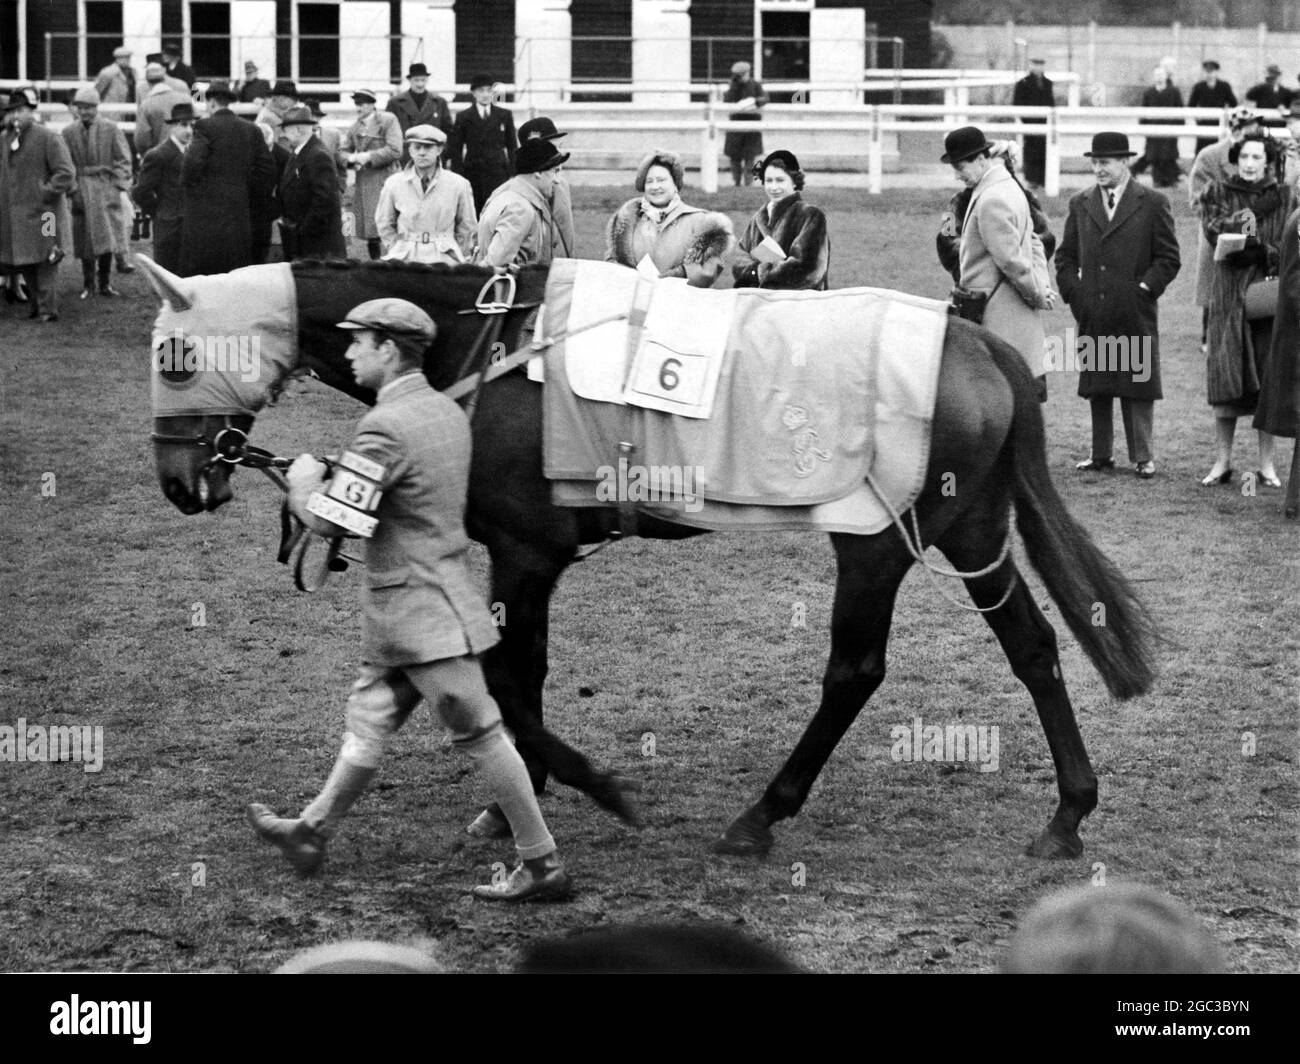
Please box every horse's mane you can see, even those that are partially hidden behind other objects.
[287,259,550,402]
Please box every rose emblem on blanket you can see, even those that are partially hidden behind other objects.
[782,405,833,478]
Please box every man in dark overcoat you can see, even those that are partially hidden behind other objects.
[446,75,516,213]
[133,103,194,273]
[1188,60,1237,155]
[1253,203,1300,442]
[276,105,347,261]
[0,87,75,321]
[385,63,452,165]
[179,80,275,276]
[1056,133,1182,479]
[1012,58,1055,187]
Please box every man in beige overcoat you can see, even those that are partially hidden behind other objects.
[62,86,133,299]
[945,125,1056,400]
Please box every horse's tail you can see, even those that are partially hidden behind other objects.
[987,334,1158,699]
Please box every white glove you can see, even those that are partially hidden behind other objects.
[287,453,328,490]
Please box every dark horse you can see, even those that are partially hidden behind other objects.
[146,256,1156,859]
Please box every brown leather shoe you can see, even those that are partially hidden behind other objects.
[246,802,326,876]
[471,854,571,903]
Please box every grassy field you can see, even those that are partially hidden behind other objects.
[1,184,1296,974]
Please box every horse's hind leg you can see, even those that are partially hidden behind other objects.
[715,531,914,856]
[935,506,1098,859]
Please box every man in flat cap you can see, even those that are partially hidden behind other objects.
[375,125,476,264]
[518,115,574,257]
[180,79,275,275]
[386,63,452,165]
[1012,58,1055,187]
[238,61,273,106]
[1188,60,1237,155]
[135,62,191,157]
[447,75,516,213]
[94,46,137,104]
[1,87,75,322]
[277,105,346,260]
[474,138,567,269]
[62,86,133,298]
[945,125,1056,399]
[133,102,195,273]
[1057,132,1180,479]
[723,61,767,187]
[342,89,403,259]
[248,297,573,902]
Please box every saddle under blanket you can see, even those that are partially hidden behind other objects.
[538,258,948,534]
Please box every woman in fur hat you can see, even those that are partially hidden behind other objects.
[605,150,733,287]
[732,150,830,290]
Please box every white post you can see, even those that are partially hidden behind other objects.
[955,84,969,127]
[1044,108,1060,198]
[515,0,571,109]
[340,2,391,88]
[402,1,456,91]
[700,87,718,193]
[633,0,691,106]
[230,1,276,80]
[1067,76,1079,108]
[867,105,882,194]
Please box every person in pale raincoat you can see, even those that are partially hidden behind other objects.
[374,125,476,265]
[61,86,132,299]
[342,90,402,260]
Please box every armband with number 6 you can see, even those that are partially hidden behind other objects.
[305,450,386,538]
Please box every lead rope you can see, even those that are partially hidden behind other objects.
[862,468,1017,614]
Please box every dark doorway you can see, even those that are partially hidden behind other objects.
[85,0,124,78]
[190,2,232,79]
[0,0,19,80]
[297,2,339,83]
[760,9,808,104]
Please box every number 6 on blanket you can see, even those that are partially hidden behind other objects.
[621,283,735,418]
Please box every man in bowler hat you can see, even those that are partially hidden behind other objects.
[386,63,452,164]
[447,75,517,213]
[133,102,195,273]
[1056,133,1181,478]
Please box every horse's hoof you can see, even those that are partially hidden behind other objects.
[1025,825,1084,859]
[713,815,773,857]
[590,773,642,828]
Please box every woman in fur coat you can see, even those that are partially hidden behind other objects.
[605,150,733,286]
[732,150,829,290]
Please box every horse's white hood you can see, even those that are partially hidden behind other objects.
[148,260,300,418]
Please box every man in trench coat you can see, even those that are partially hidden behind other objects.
[62,86,133,298]
[1056,132,1181,478]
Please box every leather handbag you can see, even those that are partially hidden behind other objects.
[1244,276,1280,321]
[948,279,1003,324]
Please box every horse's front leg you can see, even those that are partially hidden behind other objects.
[717,532,914,856]
[481,533,640,826]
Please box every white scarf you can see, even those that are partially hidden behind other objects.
[640,195,681,228]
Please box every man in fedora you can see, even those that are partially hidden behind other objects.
[180,79,275,275]
[386,63,452,164]
[474,138,567,269]
[723,61,767,187]
[257,80,300,148]
[1245,63,1292,113]
[94,45,137,104]
[62,86,133,299]
[448,75,516,213]
[133,102,194,273]
[248,296,572,902]
[944,125,1055,399]
[518,115,574,257]
[1012,58,1055,187]
[1056,133,1181,479]
[375,125,476,264]
[0,87,75,322]
[1188,60,1237,155]
[277,105,346,260]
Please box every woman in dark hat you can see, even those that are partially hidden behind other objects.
[342,89,403,259]
[1199,130,1293,487]
[732,149,829,290]
[605,150,733,287]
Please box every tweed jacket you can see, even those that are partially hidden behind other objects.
[474,175,554,268]
[346,373,499,665]
[133,137,186,272]
[958,164,1052,370]
[62,117,132,259]
[0,121,75,267]
[1056,178,1181,400]
[134,81,191,156]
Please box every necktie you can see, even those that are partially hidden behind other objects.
[1107,191,1116,211]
